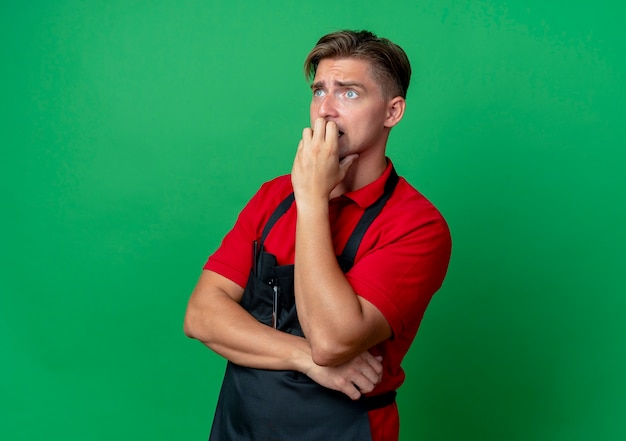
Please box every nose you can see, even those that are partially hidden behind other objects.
[317,94,338,118]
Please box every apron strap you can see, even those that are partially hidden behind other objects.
[259,166,399,272]
[259,192,295,248]
[338,166,399,272]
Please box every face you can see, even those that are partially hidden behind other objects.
[310,58,397,160]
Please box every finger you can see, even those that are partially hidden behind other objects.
[361,352,383,375]
[325,120,338,144]
[341,380,364,400]
[358,363,382,386]
[294,139,304,158]
[358,352,383,383]
[350,372,376,395]
[338,154,359,173]
[312,117,326,142]
[301,127,313,143]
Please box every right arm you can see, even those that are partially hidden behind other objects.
[183,270,383,400]
[184,270,311,370]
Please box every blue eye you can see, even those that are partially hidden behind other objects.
[313,89,325,97]
[345,90,358,99]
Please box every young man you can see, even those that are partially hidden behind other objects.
[184,30,452,440]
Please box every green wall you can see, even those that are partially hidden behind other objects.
[2,1,624,440]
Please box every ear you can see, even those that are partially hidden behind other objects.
[384,96,406,128]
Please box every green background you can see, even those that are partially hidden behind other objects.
[2,1,624,440]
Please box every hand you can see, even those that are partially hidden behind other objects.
[291,117,359,203]
[304,350,383,400]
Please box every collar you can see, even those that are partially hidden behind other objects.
[338,159,395,209]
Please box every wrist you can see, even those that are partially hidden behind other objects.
[294,195,329,217]
[289,339,314,374]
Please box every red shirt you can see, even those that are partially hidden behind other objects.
[205,160,452,439]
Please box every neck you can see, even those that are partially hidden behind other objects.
[330,152,388,199]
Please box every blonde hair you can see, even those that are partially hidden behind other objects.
[304,30,412,99]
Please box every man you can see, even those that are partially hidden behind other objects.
[184,30,452,440]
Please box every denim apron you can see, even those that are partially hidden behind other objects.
[209,168,399,441]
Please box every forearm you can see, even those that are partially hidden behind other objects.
[185,271,383,399]
[294,201,372,365]
[184,271,311,373]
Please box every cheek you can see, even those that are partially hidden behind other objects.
[353,109,380,128]
[309,102,319,120]
[362,107,388,128]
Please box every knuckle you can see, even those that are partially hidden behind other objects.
[336,377,349,389]
[347,366,359,377]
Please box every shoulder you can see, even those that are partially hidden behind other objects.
[251,174,294,210]
[387,177,449,232]
[237,174,294,234]
[371,175,452,261]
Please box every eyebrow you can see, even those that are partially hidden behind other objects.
[310,80,366,90]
